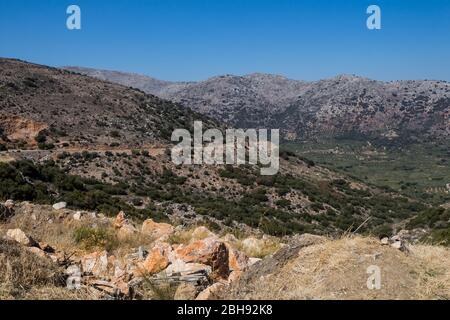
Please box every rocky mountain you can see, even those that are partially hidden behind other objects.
[0,59,216,150]
[1,58,438,241]
[3,202,448,300]
[65,67,450,142]
[1,59,449,301]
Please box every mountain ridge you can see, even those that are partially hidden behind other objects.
[63,66,450,142]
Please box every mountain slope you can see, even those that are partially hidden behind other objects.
[0,59,215,149]
[65,67,450,142]
[1,58,441,241]
[221,234,450,300]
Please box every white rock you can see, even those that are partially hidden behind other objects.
[73,211,82,221]
[381,237,389,245]
[163,259,212,277]
[52,202,67,210]
[26,247,48,259]
[248,257,262,266]
[391,241,403,250]
[66,265,82,276]
[4,199,14,209]
[6,229,36,247]
[81,251,109,276]
[87,212,97,219]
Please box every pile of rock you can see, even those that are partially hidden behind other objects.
[71,218,259,299]
[2,209,260,300]
[380,234,409,252]
[4,228,63,263]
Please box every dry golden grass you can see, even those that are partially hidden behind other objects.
[166,226,211,245]
[2,203,155,257]
[0,239,66,299]
[235,238,282,259]
[224,235,450,300]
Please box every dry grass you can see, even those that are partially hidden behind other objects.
[224,235,450,300]
[235,238,282,259]
[0,239,66,299]
[2,203,155,257]
[167,227,211,245]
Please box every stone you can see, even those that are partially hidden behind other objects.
[174,237,229,279]
[114,211,138,239]
[88,212,97,219]
[141,219,174,240]
[227,270,242,283]
[6,229,37,247]
[66,265,82,277]
[195,282,226,300]
[227,246,250,272]
[38,242,55,253]
[113,211,127,229]
[4,199,14,209]
[248,257,262,266]
[391,240,407,251]
[81,251,110,277]
[138,243,171,275]
[112,278,131,297]
[52,202,67,210]
[73,211,82,221]
[163,259,212,277]
[174,282,198,300]
[26,247,48,259]
[381,237,389,245]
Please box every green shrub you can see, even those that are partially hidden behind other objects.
[73,226,118,251]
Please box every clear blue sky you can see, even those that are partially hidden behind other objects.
[1,0,449,81]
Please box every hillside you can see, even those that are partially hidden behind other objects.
[1,59,447,242]
[1,203,448,300]
[1,59,449,301]
[64,67,450,142]
[221,234,450,300]
[0,59,216,150]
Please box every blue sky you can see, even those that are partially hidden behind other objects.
[0,0,449,81]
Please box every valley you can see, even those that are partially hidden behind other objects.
[0,58,449,300]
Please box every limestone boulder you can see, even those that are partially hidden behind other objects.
[81,250,111,277]
[174,237,229,279]
[52,202,67,210]
[6,228,37,247]
[137,242,171,275]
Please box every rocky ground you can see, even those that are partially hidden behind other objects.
[1,199,448,300]
[0,200,278,300]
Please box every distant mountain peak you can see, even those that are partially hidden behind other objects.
[61,65,450,142]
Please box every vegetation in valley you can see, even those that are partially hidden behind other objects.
[284,139,450,206]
